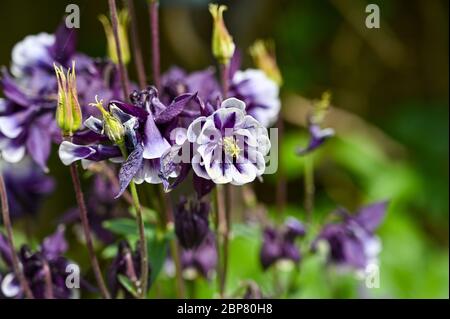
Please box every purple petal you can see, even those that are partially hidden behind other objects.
[41,225,68,260]
[142,112,170,159]
[116,144,144,198]
[193,174,215,199]
[26,120,52,172]
[154,93,196,124]
[354,201,388,233]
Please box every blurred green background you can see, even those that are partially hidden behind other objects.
[0,0,448,298]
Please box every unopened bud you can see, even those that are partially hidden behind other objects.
[249,40,283,87]
[209,4,235,65]
[54,61,82,136]
[90,96,125,145]
[312,91,331,124]
[99,9,130,65]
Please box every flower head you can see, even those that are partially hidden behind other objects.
[181,232,218,280]
[98,9,130,65]
[174,197,210,249]
[0,226,77,299]
[260,218,305,270]
[90,96,125,145]
[312,201,388,269]
[187,98,270,185]
[209,4,235,65]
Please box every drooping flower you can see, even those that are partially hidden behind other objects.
[0,226,77,299]
[1,157,55,218]
[260,218,306,270]
[108,240,149,298]
[187,97,270,185]
[296,91,334,156]
[0,24,122,171]
[312,201,388,270]
[174,197,210,249]
[181,231,218,280]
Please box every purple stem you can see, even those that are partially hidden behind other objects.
[149,0,161,90]
[0,173,34,299]
[127,0,147,89]
[109,0,131,100]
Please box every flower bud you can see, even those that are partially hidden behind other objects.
[209,4,235,65]
[54,61,82,136]
[90,96,125,145]
[249,40,283,87]
[174,197,210,249]
[312,91,331,124]
[99,9,130,65]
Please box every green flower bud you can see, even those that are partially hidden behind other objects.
[90,96,125,145]
[99,9,130,65]
[54,61,82,136]
[312,91,332,124]
[249,40,283,87]
[209,4,235,65]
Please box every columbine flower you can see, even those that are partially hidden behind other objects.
[58,87,196,197]
[296,91,334,155]
[209,4,235,65]
[0,24,122,171]
[108,241,149,298]
[174,197,210,249]
[187,97,270,185]
[260,218,305,270]
[0,226,77,299]
[1,157,55,218]
[312,201,388,270]
[181,231,218,280]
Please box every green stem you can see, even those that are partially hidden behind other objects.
[304,155,315,223]
[119,144,148,298]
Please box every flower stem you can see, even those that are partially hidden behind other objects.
[159,188,185,298]
[304,155,315,222]
[220,63,229,98]
[215,185,227,297]
[109,0,131,99]
[118,144,148,299]
[68,162,111,299]
[149,0,161,90]
[126,0,147,89]
[128,182,149,298]
[0,173,34,299]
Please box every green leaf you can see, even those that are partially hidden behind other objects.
[118,274,139,298]
[148,229,174,285]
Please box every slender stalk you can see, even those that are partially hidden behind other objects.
[109,0,131,99]
[126,0,147,88]
[218,62,230,298]
[0,173,34,299]
[128,182,149,298]
[304,155,315,222]
[69,162,111,299]
[215,185,227,297]
[117,144,148,298]
[149,0,161,90]
[159,188,185,298]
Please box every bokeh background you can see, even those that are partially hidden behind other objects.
[0,0,448,298]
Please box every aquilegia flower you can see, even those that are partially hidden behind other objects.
[0,24,122,171]
[312,201,388,270]
[1,157,55,218]
[181,231,218,280]
[297,91,334,156]
[260,218,306,270]
[174,197,210,249]
[0,226,77,299]
[187,97,270,185]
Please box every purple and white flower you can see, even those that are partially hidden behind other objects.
[312,201,388,270]
[187,97,270,185]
